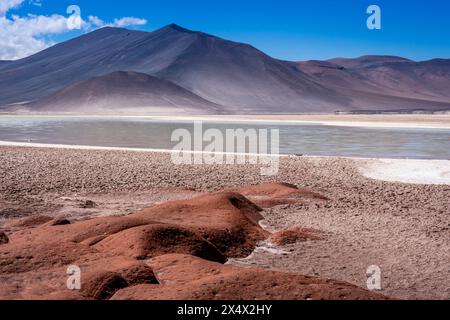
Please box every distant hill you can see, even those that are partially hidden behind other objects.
[25,71,222,114]
[328,55,413,68]
[299,56,450,103]
[297,56,450,112]
[1,24,449,114]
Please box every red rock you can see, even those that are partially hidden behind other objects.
[232,183,329,208]
[270,227,323,246]
[119,264,157,286]
[93,224,226,263]
[112,254,388,300]
[131,192,268,257]
[0,185,388,300]
[6,215,53,229]
[82,272,129,300]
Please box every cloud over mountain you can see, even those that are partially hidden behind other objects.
[0,0,147,60]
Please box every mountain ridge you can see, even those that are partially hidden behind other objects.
[1,24,449,114]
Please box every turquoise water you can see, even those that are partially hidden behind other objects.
[0,116,449,160]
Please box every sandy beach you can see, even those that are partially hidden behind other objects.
[0,146,449,300]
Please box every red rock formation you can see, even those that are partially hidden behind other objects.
[112,254,387,300]
[0,184,387,300]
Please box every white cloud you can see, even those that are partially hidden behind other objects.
[0,13,72,60]
[0,0,23,16]
[28,0,42,7]
[88,15,148,29]
[0,0,148,60]
[112,17,147,28]
[88,15,104,28]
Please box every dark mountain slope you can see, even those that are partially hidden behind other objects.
[0,24,347,112]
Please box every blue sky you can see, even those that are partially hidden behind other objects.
[2,0,450,61]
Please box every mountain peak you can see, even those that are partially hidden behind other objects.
[160,23,195,34]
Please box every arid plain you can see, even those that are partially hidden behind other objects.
[0,143,448,300]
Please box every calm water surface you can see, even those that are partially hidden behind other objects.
[0,116,449,160]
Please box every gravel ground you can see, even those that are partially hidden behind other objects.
[0,146,449,299]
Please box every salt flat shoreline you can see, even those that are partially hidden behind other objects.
[152,114,450,129]
[1,113,450,129]
[0,145,449,300]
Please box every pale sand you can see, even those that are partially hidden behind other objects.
[0,146,449,299]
